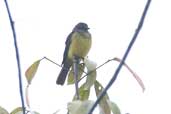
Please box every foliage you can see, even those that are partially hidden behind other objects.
[2,0,151,113]
[0,106,8,114]
[0,106,39,114]
[0,56,145,114]
[22,57,144,114]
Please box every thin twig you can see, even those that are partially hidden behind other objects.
[44,56,144,91]
[4,0,25,113]
[73,56,80,99]
[43,57,61,67]
[43,56,88,77]
[88,0,151,114]
[78,59,113,82]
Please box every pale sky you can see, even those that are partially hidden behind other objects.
[1,0,171,114]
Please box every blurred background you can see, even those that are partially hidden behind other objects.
[0,0,171,113]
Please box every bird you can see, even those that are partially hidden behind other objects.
[56,22,92,85]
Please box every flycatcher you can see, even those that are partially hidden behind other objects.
[56,22,92,85]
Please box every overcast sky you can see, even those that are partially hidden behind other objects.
[1,0,171,114]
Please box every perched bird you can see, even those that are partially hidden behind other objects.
[56,22,92,85]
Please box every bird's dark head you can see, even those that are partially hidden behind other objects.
[73,22,89,31]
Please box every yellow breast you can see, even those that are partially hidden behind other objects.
[68,32,92,60]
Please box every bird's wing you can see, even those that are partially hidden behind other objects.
[61,31,73,65]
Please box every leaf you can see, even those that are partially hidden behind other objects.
[84,70,96,89]
[67,63,85,85]
[107,100,121,114]
[113,57,145,92]
[25,60,41,84]
[68,101,82,114]
[84,57,97,71]
[10,107,23,114]
[94,81,111,114]
[30,111,40,114]
[33,111,40,114]
[10,107,39,114]
[84,57,97,89]
[94,80,109,99]
[0,106,8,114]
[73,83,90,101]
[68,100,94,114]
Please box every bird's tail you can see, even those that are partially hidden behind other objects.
[56,64,70,85]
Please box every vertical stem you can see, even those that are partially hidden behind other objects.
[4,0,25,113]
[73,56,80,100]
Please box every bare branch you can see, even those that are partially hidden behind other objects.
[88,0,151,113]
[4,0,25,113]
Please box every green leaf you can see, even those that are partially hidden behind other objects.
[10,107,39,114]
[73,83,90,101]
[67,63,85,85]
[10,107,23,114]
[84,58,97,89]
[94,81,111,114]
[68,100,94,114]
[94,81,109,99]
[107,100,121,114]
[32,111,40,114]
[0,106,8,114]
[25,60,41,84]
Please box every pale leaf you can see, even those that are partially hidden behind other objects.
[68,100,94,114]
[25,60,40,84]
[94,81,111,114]
[113,57,145,92]
[84,57,97,89]
[107,100,121,114]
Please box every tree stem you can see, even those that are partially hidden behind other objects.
[73,56,80,100]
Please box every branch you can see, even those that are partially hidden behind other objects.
[4,0,25,114]
[73,56,80,100]
[43,57,61,67]
[78,59,112,83]
[88,0,151,113]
